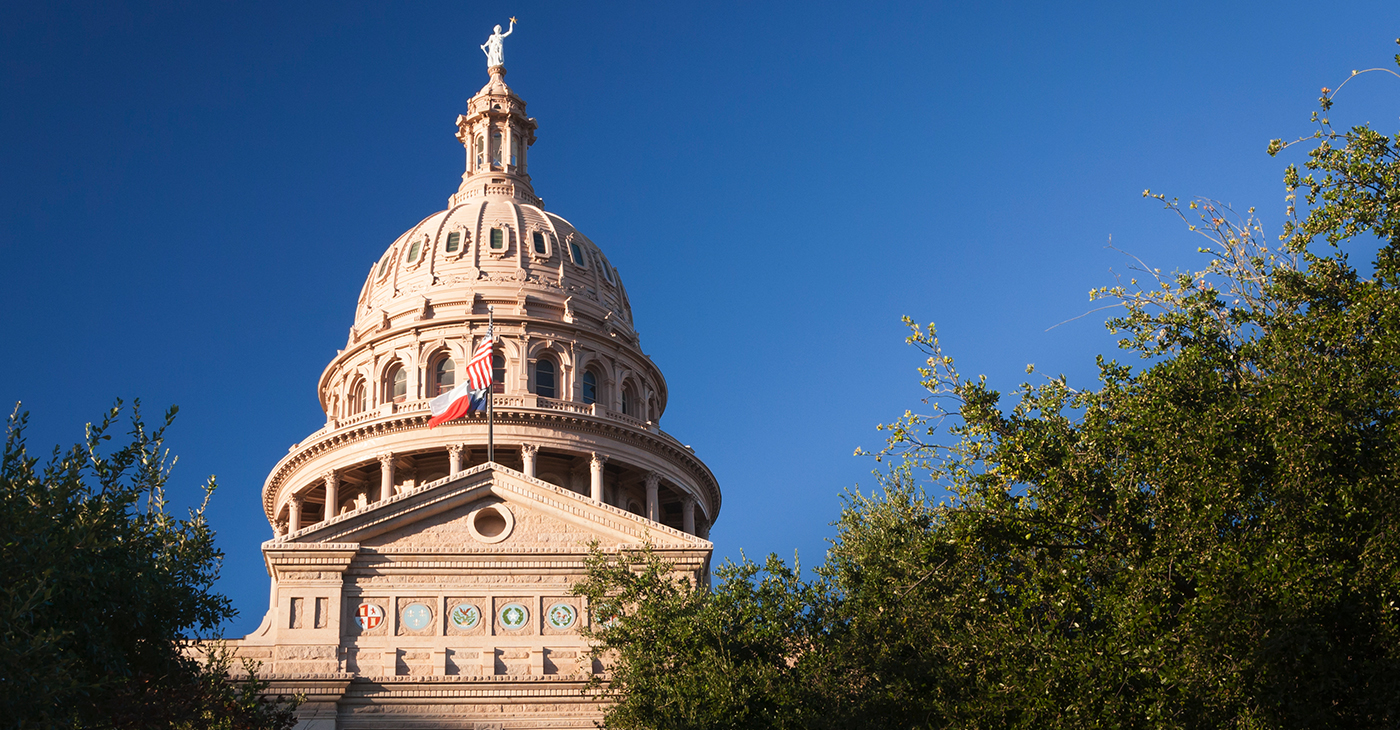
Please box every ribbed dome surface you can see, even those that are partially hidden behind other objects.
[352,198,633,335]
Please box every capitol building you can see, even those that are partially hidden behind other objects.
[228,33,719,729]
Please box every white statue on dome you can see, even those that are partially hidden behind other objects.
[481,17,515,68]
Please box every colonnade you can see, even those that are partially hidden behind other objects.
[282,443,703,538]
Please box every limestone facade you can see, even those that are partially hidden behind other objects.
[229,65,718,729]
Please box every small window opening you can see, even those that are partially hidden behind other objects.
[407,239,421,263]
[621,384,635,416]
[568,241,585,266]
[349,380,366,415]
[532,231,547,255]
[511,138,520,167]
[476,136,485,169]
[491,131,502,166]
[534,359,556,399]
[389,365,407,403]
[490,228,505,250]
[491,352,506,394]
[435,358,455,395]
[446,231,461,253]
[582,371,598,405]
[377,252,392,278]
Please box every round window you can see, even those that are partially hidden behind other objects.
[402,602,433,631]
[467,504,514,544]
[499,602,529,630]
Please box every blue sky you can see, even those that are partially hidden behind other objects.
[4,1,1399,637]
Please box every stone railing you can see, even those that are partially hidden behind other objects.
[605,409,649,430]
[312,394,662,440]
[533,396,594,415]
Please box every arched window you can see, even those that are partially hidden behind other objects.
[348,380,366,415]
[492,351,506,394]
[511,137,520,167]
[534,358,556,399]
[581,370,598,405]
[387,363,407,403]
[476,135,485,169]
[491,130,502,166]
[434,357,455,395]
[621,382,636,417]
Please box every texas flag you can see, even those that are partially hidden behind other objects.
[428,335,493,428]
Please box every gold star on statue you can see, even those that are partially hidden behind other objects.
[510,16,518,24]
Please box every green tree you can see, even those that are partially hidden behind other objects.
[0,402,297,730]
[576,52,1400,729]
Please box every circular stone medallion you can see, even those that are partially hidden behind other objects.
[402,602,433,631]
[355,603,385,630]
[498,602,530,630]
[546,602,577,630]
[450,603,481,630]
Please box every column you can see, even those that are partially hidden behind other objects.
[645,472,661,522]
[378,453,395,502]
[288,495,303,533]
[322,471,338,522]
[589,452,607,502]
[448,444,464,476]
[521,443,538,478]
[682,496,696,535]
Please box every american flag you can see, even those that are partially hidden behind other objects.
[466,335,494,391]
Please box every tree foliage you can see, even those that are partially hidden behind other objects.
[0,402,297,730]
[575,50,1400,729]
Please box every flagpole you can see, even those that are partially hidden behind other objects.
[486,305,494,464]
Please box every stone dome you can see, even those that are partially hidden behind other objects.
[352,200,635,338]
[260,65,719,544]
